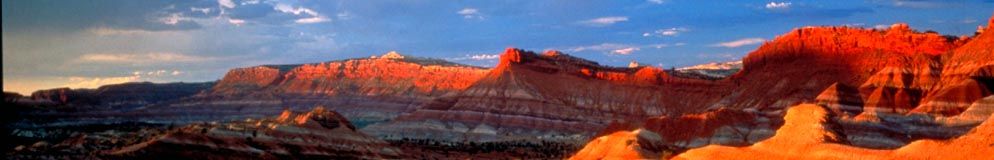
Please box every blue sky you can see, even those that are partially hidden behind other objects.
[3,0,992,94]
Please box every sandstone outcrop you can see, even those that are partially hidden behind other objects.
[674,104,994,160]
[726,23,961,110]
[569,129,666,160]
[210,51,487,97]
[365,48,729,143]
[140,51,490,127]
[573,18,992,158]
[367,22,971,146]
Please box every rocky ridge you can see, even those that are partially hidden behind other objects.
[366,21,972,146]
[137,51,490,127]
[26,82,215,110]
[364,48,729,143]
[569,17,994,159]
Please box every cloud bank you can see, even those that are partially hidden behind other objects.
[711,38,766,48]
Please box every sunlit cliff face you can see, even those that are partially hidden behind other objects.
[570,16,994,160]
[210,52,489,96]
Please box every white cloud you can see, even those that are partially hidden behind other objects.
[274,4,330,24]
[566,42,685,55]
[295,16,330,24]
[469,54,499,60]
[711,38,766,48]
[643,27,689,37]
[612,47,639,55]
[765,2,791,9]
[240,0,260,5]
[213,2,330,25]
[218,0,236,9]
[696,53,737,60]
[150,70,166,76]
[134,70,184,77]
[569,43,633,52]
[873,24,890,30]
[649,43,671,49]
[647,0,665,4]
[578,16,628,27]
[891,1,944,8]
[190,7,213,14]
[159,13,185,25]
[228,18,246,25]
[78,52,213,64]
[457,8,484,20]
[274,4,319,16]
[447,54,500,61]
[843,23,865,27]
[457,8,478,15]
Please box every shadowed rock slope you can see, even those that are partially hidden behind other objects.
[27,82,215,110]
[105,106,403,159]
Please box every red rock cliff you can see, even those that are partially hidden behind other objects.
[209,53,489,97]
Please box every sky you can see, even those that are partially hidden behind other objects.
[3,0,993,94]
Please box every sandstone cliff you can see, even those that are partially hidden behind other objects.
[364,48,729,143]
[140,52,490,127]
[572,17,994,159]
[674,104,994,160]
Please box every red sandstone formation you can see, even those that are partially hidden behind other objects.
[364,48,729,142]
[912,18,994,116]
[210,52,488,97]
[210,66,282,95]
[575,102,994,159]
[814,83,865,118]
[642,108,763,147]
[570,129,667,160]
[139,20,972,150]
[726,23,961,110]
[573,16,994,159]
[673,104,994,160]
[138,52,490,129]
[932,96,994,127]
[803,16,994,120]
[368,21,975,146]
[91,17,989,159]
